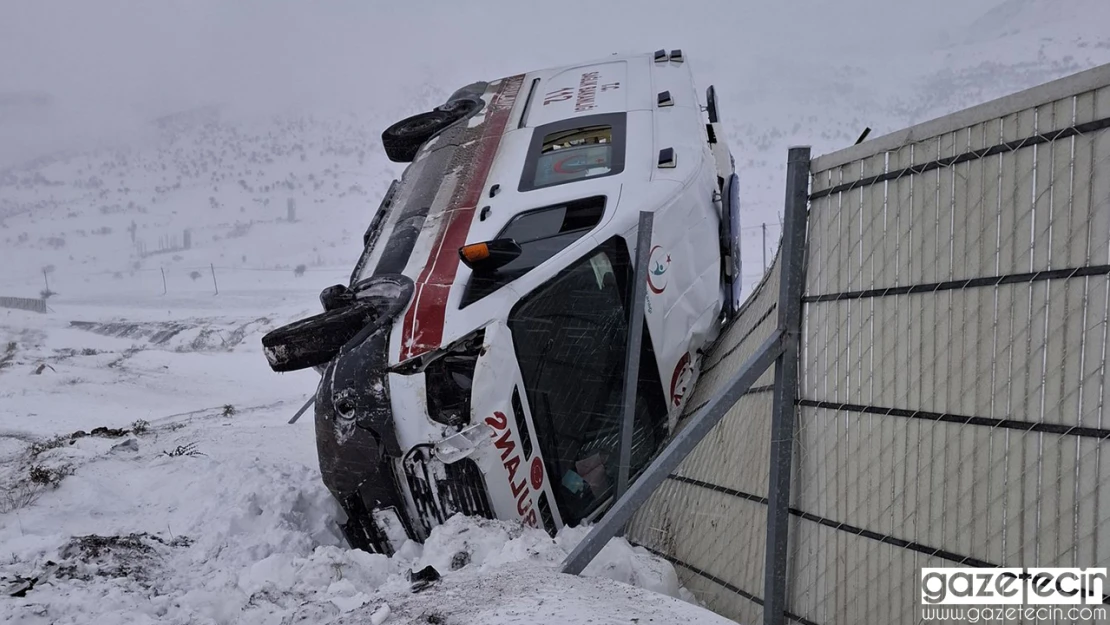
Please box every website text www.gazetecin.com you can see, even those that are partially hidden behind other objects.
[921,605,1107,622]
[921,567,1108,622]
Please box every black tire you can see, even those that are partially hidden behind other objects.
[381,110,456,163]
[706,85,720,123]
[437,96,480,117]
[446,81,488,104]
[261,301,379,372]
[721,172,742,317]
[319,284,355,311]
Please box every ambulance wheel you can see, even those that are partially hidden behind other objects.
[437,96,480,118]
[706,85,720,123]
[261,301,380,372]
[382,110,456,163]
[722,172,742,316]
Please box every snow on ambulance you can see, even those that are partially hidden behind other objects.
[262,49,741,554]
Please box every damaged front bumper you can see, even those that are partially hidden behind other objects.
[309,276,496,554]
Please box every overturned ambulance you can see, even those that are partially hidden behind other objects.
[262,50,741,554]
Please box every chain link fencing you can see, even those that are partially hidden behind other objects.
[568,63,1110,625]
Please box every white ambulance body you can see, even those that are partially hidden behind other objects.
[262,50,741,553]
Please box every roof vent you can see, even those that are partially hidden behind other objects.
[653,49,667,63]
[669,49,684,63]
[657,91,674,107]
[658,147,677,169]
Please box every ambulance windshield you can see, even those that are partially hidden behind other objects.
[507,237,667,525]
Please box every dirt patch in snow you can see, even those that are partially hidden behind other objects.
[69,317,271,352]
[55,533,192,582]
[4,533,193,598]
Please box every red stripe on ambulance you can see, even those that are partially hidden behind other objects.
[399,75,526,362]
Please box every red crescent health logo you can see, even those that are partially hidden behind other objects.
[530,457,544,490]
[670,352,692,407]
[647,245,670,295]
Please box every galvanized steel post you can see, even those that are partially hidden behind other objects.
[616,211,654,502]
[762,146,811,625]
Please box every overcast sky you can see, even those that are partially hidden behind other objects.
[0,1,981,118]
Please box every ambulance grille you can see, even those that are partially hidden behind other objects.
[538,492,556,537]
[403,446,493,535]
[439,459,494,521]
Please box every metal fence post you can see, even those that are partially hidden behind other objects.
[762,223,767,272]
[616,211,654,501]
[762,146,811,625]
[288,396,316,425]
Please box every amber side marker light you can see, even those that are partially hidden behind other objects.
[458,238,522,272]
[460,242,490,263]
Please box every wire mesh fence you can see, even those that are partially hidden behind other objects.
[572,63,1110,625]
[790,67,1110,625]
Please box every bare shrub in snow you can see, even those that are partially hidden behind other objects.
[1,480,45,513]
[130,420,150,435]
[162,443,205,458]
[0,341,15,370]
[29,435,69,457]
[28,464,73,487]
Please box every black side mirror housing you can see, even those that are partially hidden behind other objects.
[320,284,356,311]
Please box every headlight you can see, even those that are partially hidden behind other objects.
[423,329,486,427]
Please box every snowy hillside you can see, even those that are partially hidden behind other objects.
[1,0,1108,623]
[0,297,736,624]
[2,1,1107,291]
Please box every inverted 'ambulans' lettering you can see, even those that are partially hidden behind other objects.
[485,411,539,528]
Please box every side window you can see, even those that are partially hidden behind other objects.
[508,237,668,526]
[460,196,605,308]
[518,113,626,192]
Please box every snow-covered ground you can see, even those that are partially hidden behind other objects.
[0,291,730,624]
[1,0,1108,623]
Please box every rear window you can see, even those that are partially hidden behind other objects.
[519,113,626,192]
[460,196,605,308]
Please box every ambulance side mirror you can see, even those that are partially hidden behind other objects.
[458,238,522,273]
